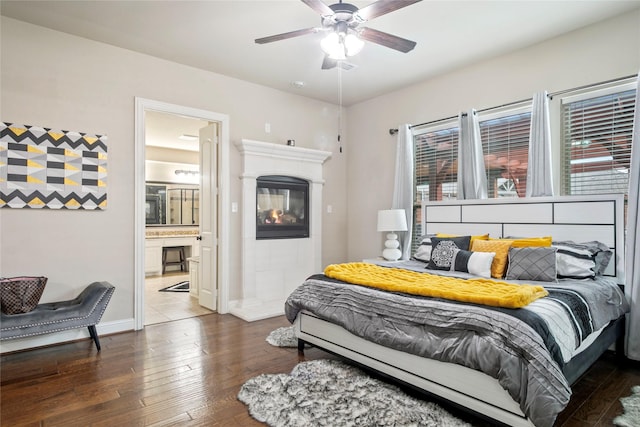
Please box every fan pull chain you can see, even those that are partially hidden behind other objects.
[338,64,343,153]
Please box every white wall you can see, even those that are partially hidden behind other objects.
[345,9,640,262]
[0,17,348,349]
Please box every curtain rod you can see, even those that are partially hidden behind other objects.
[388,73,638,136]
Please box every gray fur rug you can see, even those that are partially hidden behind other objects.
[265,326,297,348]
[614,385,640,427]
[238,359,471,426]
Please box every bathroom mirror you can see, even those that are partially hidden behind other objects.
[145,183,199,226]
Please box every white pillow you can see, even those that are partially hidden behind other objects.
[450,249,495,278]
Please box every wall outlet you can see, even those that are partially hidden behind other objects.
[265,122,271,133]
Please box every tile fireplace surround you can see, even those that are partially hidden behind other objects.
[231,139,331,321]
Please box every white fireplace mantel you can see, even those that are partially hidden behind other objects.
[235,139,332,168]
[230,139,331,321]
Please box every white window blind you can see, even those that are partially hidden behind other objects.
[561,87,636,195]
[479,110,531,198]
[413,124,459,203]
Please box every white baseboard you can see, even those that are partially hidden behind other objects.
[0,318,135,354]
[229,298,285,322]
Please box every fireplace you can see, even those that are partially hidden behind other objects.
[232,139,331,321]
[256,175,309,239]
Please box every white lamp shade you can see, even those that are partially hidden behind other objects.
[377,209,408,232]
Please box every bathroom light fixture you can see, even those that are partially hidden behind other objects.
[174,169,199,176]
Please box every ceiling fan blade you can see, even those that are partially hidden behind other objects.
[321,55,337,70]
[358,27,417,53]
[301,0,334,16]
[356,0,422,21]
[255,27,319,44]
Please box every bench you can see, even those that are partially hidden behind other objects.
[0,281,115,351]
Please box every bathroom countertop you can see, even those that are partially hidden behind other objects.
[145,228,199,238]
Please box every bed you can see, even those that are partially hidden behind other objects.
[285,194,629,427]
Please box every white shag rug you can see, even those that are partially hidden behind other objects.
[265,326,297,348]
[238,359,471,427]
[614,385,640,427]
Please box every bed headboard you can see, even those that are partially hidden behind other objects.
[421,194,625,283]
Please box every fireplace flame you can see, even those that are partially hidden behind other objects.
[265,209,282,224]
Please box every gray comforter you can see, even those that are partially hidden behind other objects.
[284,263,629,427]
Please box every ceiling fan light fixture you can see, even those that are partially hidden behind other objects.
[344,33,364,56]
[321,30,363,60]
[321,32,345,59]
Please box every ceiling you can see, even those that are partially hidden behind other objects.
[145,110,208,152]
[2,0,639,107]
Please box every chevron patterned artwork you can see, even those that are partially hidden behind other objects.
[0,122,107,209]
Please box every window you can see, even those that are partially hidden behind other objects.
[411,109,532,253]
[412,122,458,251]
[561,85,636,196]
[410,79,637,256]
[414,124,459,202]
[479,110,531,198]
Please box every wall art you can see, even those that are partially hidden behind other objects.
[0,122,107,209]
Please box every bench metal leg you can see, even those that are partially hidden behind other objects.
[88,325,101,351]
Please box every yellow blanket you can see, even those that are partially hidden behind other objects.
[324,262,548,309]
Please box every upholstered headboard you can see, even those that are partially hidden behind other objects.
[421,194,626,283]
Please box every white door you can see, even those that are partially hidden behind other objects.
[198,123,218,310]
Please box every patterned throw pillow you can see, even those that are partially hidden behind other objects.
[471,239,513,279]
[451,249,495,278]
[426,236,471,270]
[436,233,489,247]
[506,247,558,282]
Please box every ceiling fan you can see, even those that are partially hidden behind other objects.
[255,0,422,70]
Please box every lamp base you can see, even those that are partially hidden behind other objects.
[381,232,402,261]
[382,248,402,261]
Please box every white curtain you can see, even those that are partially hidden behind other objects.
[526,91,554,197]
[625,73,640,361]
[392,124,414,260]
[457,110,488,199]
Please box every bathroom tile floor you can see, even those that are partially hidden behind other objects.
[144,271,213,325]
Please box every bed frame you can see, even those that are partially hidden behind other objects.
[295,194,626,427]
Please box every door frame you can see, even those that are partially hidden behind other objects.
[134,97,230,330]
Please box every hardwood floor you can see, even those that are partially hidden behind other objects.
[1,314,639,426]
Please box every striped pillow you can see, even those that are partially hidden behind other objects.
[451,249,494,278]
[553,241,612,279]
[413,234,436,262]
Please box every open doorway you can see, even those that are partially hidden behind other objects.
[143,111,211,325]
[134,98,230,331]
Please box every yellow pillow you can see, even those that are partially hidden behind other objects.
[437,233,489,247]
[472,239,513,279]
[491,236,552,248]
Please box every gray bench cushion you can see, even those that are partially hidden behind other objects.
[0,281,114,341]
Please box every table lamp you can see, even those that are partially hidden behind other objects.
[377,209,408,261]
